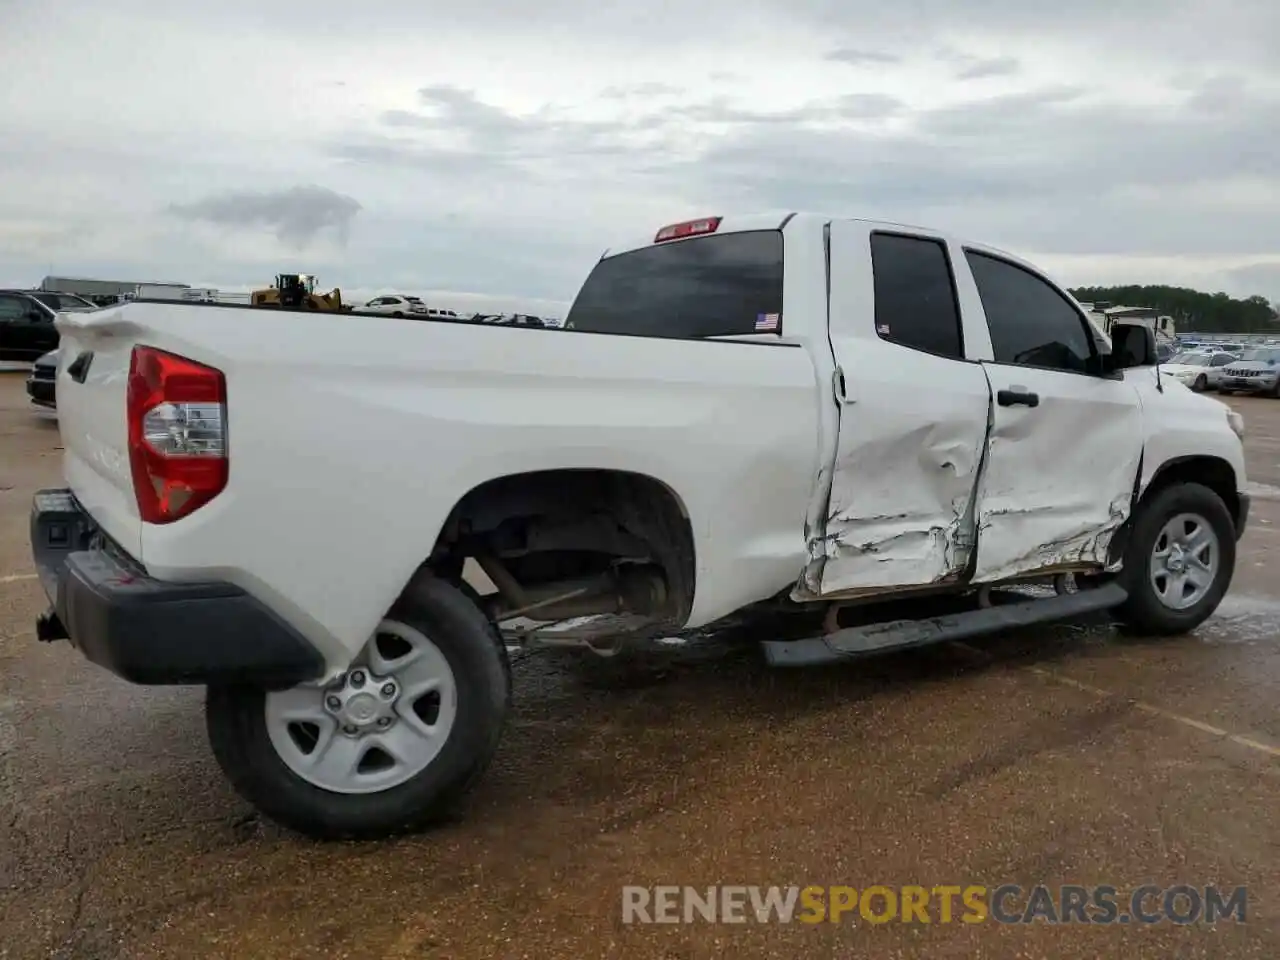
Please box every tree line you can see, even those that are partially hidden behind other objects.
[1068,285,1279,334]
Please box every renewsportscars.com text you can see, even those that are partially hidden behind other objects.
[621,884,1247,925]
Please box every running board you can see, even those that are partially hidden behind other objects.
[762,582,1128,668]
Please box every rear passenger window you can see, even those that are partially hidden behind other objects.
[564,231,784,339]
[870,233,963,359]
[965,251,1094,374]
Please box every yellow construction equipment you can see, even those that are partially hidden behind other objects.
[250,274,350,312]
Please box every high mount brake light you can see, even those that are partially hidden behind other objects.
[126,346,228,525]
[654,217,722,243]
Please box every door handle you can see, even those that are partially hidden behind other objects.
[997,387,1040,408]
[832,365,849,404]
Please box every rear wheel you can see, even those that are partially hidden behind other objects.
[207,577,510,840]
[1114,482,1235,635]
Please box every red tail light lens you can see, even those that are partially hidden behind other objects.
[654,217,722,243]
[127,346,228,524]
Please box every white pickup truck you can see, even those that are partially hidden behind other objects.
[31,213,1249,840]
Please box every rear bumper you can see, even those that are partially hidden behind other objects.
[30,488,324,688]
[1220,377,1277,393]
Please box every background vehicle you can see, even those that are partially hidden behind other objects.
[26,348,58,409]
[0,291,86,361]
[362,295,430,317]
[1162,350,1238,391]
[251,274,348,312]
[8,290,100,311]
[31,213,1249,841]
[1219,347,1280,396]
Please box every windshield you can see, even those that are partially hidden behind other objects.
[1170,352,1210,364]
[32,292,94,311]
[1240,349,1280,363]
[565,230,784,338]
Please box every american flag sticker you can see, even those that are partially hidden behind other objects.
[756,312,780,332]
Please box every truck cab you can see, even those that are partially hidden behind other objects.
[569,213,1246,606]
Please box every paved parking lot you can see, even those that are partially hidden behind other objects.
[2,369,1280,959]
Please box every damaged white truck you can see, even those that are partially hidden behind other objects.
[31,213,1249,839]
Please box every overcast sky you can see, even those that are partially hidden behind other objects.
[2,0,1279,313]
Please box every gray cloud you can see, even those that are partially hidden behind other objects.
[336,85,904,180]
[825,48,900,65]
[955,56,1021,80]
[168,185,362,247]
[599,82,685,99]
[1225,263,1280,302]
[6,0,1280,304]
[331,72,1280,294]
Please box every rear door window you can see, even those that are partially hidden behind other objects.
[565,231,784,339]
[870,232,964,359]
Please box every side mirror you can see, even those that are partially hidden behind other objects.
[1108,322,1158,370]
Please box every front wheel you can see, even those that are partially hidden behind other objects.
[207,577,510,840]
[1193,374,1208,392]
[1114,482,1235,635]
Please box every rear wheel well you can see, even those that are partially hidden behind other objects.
[426,469,697,625]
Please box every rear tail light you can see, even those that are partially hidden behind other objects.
[654,216,721,243]
[127,346,228,524]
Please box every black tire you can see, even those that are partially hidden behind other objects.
[1114,482,1235,635]
[392,311,404,318]
[1193,374,1208,392]
[206,576,510,840]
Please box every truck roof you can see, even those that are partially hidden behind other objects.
[598,211,1043,278]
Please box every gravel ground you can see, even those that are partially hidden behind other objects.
[2,369,1280,959]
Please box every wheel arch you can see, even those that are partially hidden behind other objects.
[1109,453,1243,566]
[405,467,699,625]
[1142,455,1242,526]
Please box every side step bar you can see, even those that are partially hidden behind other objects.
[762,582,1128,668]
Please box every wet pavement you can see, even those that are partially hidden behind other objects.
[2,369,1280,958]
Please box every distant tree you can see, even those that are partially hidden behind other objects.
[1068,285,1280,334]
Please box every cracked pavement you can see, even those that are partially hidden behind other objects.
[2,370,1280,958]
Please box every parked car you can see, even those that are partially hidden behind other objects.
[1161,350,1238,392]
[3,289,100,312]
[30,212,1249,841]
[361,294,428,317]
[1219,348,1280,396]
[0,292,62,361]
[26,348,58,409]
[0,290,99,361]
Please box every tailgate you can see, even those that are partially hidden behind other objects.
[53,307,144,558]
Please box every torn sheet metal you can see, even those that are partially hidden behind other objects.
[805,394,990,597]
[970,378,1143,584]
